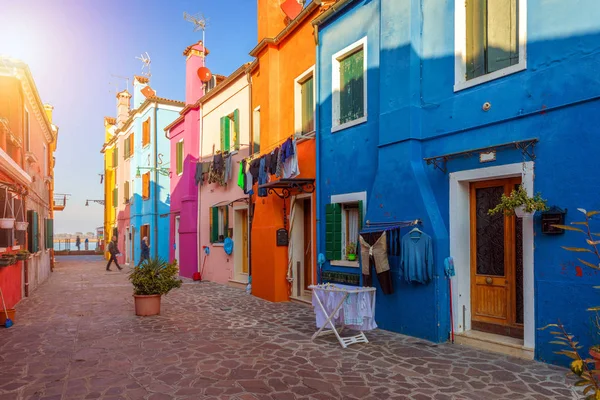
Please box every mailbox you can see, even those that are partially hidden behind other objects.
[541,206,567,235]
[276,228,289,246]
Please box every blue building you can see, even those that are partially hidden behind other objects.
[127,76,183,266]
[313,0,600,365]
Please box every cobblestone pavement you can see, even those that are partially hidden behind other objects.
[0,256,576,400]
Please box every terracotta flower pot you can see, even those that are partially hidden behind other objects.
[133,294,161,316]
[0,308,15,325]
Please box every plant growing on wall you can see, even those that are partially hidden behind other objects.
[541,209,600,399]
[488,184,548,216]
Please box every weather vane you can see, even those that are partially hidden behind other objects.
[135,52,152,77]
[183,12,208,56]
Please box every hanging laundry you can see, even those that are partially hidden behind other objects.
[283,139,300,179]
[270,148,279,174]
[359,231,394,295]
[245,161,254,195]
[400,230,434,284]
[194,162,203,186]
[249,158,260,184]
[257,157,268,197]
[237,160,245,191]
[275,148,284,178]
[281,138,294,160]
[224,153,233,183]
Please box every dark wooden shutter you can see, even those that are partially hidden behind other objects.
[325,203,342,260]
[45,219,53,249]
[224,206,229,238]
[233,109,240,151]
[358,200,364,231]
[210,207,219,243]
[340,50,364,125]
[27,210,38,253]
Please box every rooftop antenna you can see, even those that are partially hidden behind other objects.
[109,74,130,94]
[136,52,151,77]
[183,12,208,58]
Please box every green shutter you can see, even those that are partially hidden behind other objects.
[224,117,231,152]
[220,117,226,152]
[45,219,53,249]
[210,207,219,243]
[487,0,518,73]
[325,203,342,260]
[466,0,486,79]
[340,50,364,125]
[233,109,240,151]
[301,77,314,133]
[27,210,38,253]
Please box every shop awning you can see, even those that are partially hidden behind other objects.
[258,178,315,199]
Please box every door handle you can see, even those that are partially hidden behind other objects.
[485,277,493,285]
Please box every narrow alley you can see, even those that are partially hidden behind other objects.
[0,256,574,400]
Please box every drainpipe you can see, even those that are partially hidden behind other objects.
[246,70,253,279]
[315,28,322,283]
[153,103,158,259]
[198,102,203,275]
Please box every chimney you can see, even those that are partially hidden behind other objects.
[133,75,150,109]
[258,0,288,40]
[43,104,54,123]
[116,90,131,128]
[183,41,207,105]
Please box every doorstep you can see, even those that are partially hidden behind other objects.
[290,296,311,307]
[227,280,246,290]
[455,330,534,360]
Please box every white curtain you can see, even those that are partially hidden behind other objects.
[347,208,359,249]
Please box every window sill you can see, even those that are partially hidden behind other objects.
[331,116,367,133]
[212,243,224,247]
[454,62,527,92]
[330,260,360,268]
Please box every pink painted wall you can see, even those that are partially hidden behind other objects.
[168,41,206,278]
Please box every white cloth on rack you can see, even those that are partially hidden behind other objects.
[311,284,377,331]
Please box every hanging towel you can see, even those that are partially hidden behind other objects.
[283,139,300,179]
[237,160,245,191]
[401,231,434,284]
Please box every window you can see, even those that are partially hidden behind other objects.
[252,107,260,154]
[455,0,526,91]
[142,172,150,200]
[45,218,53,250]
[176,140,184,175]
[25,109,30,152]
[112,187,118,207]
[27,210,38,252]
[295,66,315,135]
[124,133,134,159]
[0,191,14,248]
[14,198,25,247]
[205,76,217,92]
[124,181,130,204]
[220,109,240,153]
[332,37,367,132]
[142,118,150,147]
[140,224,150,248]
[209,205,229,243]
[325,201,363,261]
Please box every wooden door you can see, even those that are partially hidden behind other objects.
[241,210,249,274]
[303,199,312,292]
[470,178,523,338]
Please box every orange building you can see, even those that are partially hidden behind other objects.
[248,1,324,302]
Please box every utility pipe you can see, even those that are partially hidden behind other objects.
[153,103,158,259]
[246,69,253,279]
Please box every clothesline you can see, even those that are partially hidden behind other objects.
[361,219,422,234]
[243,134,295,163]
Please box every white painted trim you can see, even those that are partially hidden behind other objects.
[331,115,367,133]
[454,0,527,92]
[330,191,367,209]
[330,260,359,268]
[449,161,535,350]
[294,65,316,135]
[332,37,368,130]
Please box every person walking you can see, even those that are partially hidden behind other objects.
[84,237,89,251]
[106,236,122,271]
[75,236,81,251]
[139,236,150,266]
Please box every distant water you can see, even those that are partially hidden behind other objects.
[53,241,98,251]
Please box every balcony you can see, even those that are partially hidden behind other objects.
[53,194,67,211]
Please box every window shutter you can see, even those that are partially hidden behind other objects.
[340,50,364,125]
[325,203,342,260]
[224,117,231,152]
[224,206,229,238]
[220,117,226,152]
[27,210,38,253]
[130,133,134,156]
[45,219,53,249]
[301,77,314,133]
[358,200,364,231]
[466,0,486,79]
[124,181,129,203]
[233,109,240,151]
[210,207,219,243]
[113,188,118,206]
[176,141,183,175]
[487,0,518,73]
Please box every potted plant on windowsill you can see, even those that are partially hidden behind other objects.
[0,253,17,266]
[129,258,182,316]
[346,243,357,261]
[488,184,548,218]
[16,250,30,261]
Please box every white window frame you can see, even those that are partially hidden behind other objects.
[331,37,368,133]
[454,0,527,92]
[177,138,184,176]
[294,65,316,136]
[329,191,367,267]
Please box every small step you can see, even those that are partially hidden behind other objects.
[455,330,534,360]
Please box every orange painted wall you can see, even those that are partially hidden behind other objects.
[250,7,319,302]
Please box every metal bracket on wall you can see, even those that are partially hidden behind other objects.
[424,138,539,174]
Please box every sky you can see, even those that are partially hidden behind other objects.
[0,0,257,234]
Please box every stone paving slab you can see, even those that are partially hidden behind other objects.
[0,256,577,399]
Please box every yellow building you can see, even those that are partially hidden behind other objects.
[101,116,117,260]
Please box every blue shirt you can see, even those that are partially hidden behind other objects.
[400,231,434,284]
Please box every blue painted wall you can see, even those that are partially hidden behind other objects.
[130,102,180,265]
[316,0,600,365]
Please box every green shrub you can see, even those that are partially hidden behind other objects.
[129,258,182,296]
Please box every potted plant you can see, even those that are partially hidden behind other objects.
[129,258,182,316]
[16,250,30,261]
[542,209,600,396]
[346,243,357,261]
[488,184,548,218]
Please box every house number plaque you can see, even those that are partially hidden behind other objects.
[276,228,289,246]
